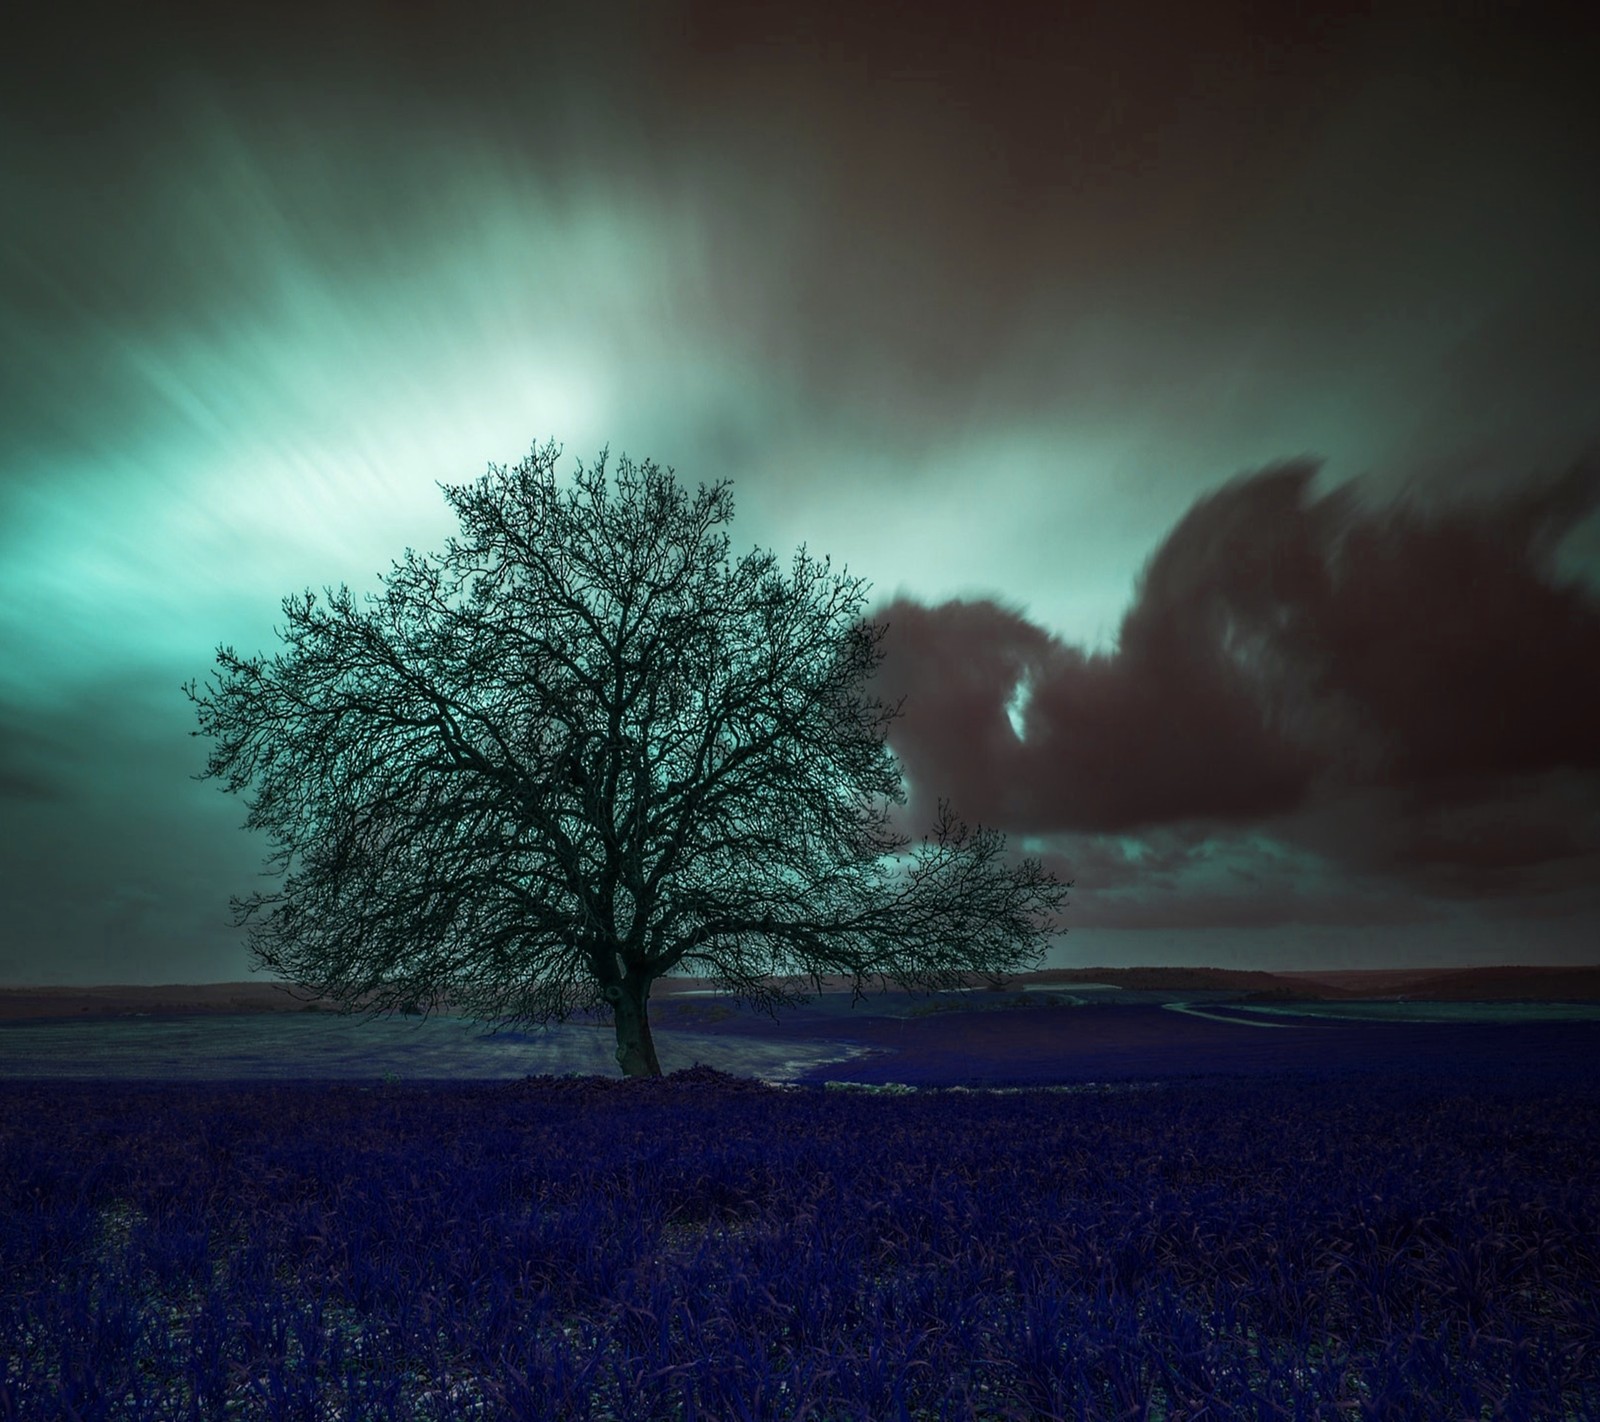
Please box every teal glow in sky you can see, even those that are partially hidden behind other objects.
[2,2,1598,982]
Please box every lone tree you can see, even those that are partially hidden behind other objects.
[187,442,1068,1076]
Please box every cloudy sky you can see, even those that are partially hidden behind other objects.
[2,1,1597,984]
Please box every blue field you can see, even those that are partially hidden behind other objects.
[4,1003,1599,1419]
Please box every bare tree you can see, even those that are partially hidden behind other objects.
[187,442,1068,1076]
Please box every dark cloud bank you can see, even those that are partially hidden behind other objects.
[874,457,1600,911]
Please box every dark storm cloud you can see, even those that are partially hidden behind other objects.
[665,1,1375,426]
[653,1,1600,463]
[874,455,1600,884]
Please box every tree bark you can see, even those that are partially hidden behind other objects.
[605,972,662,1077]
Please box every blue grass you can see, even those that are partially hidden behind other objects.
[3,1064,1598,1420]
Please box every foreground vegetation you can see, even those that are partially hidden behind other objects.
[3,1066,1597,1419]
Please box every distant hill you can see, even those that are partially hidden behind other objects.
[1028,966,1313,995]
[1291,964,1600,1002]
[3,963,1597,1020]
[1017,964,1600,1001]
[0,981,332,1021]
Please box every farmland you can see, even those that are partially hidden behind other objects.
[4,1030,1598,1420]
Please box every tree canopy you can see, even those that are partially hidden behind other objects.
[187,442,1068,1075]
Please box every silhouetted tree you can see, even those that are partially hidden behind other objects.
[186,442,1068,1076]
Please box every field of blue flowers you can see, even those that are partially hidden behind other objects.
[4,1063,1597,1420]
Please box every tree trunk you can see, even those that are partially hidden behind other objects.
[605,972,662,1077]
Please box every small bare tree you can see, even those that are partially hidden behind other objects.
[187,442,1068,1076]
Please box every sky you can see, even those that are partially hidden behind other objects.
[2,0,1598,984]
